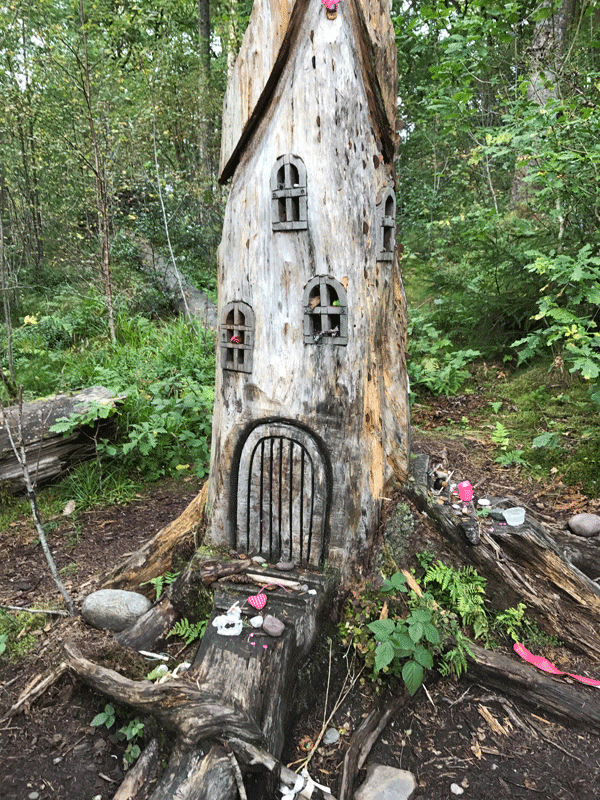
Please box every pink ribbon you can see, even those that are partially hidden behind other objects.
[321,0,338,9]
[514,642,600,687]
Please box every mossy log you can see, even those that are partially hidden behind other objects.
[0,386,121,493]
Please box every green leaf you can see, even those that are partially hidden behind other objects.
[402,659,424,696]
[367,619,396,640]
[374,640,395,672]
[422,622,441,645]
[408,621,424,643]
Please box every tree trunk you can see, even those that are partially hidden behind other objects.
[510,0,576,209]
[406,454,600,660]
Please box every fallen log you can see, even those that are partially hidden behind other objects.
[466,641,600,733]
[405,455,600,660]
[0,386,122,493]
[112,738,161,800]
[338,691,408,800]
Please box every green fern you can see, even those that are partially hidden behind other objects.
[140,570,181,601]
[422,560,489,642]
[167,617,207,645]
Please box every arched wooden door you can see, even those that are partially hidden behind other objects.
[235,422,330,568]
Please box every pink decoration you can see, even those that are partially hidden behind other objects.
[230,336,241,344]
[457,480,473,502]
[514,643,600,687]
[247,591,267,611]
[321,0,338,9]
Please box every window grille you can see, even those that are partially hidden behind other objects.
[271,154,308,231]
[221,301,254,373]
[303,276,348,345]
[378,188,396,261]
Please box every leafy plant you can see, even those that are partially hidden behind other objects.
[90,704,145,769]
[140,570,181,601]
[0,633,8,655]
[421,560,489,641]
[167,616,208,646]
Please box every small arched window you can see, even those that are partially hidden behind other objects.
[221,301,254,373]
[377,188,396,261]
[271,154,308,231]
[303,276,348,346]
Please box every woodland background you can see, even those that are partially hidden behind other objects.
[1,0,600,500]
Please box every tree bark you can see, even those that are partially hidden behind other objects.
[467,641,600,732]
[0,386,121,493]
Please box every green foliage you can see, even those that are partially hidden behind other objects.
[407,311,480,397]
[0,608,50,661]
[91,704,145,769]
[514,246,600,386]
[167,616,208,646]
[140,570,181,601]
[422,560,489,642]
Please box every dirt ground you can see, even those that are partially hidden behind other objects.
[2,398,600,800]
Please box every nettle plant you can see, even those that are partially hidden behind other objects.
[340,572,474,696]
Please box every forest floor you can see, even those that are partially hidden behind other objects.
[2,394,600,800]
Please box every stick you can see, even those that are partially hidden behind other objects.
[1,661,68,721]
[0,605,68,616]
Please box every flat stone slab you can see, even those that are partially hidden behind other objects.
[354,764,417,800]
[81,589,152,632]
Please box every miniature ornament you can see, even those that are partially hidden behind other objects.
[247,591,267,611]
[321,0,339,19]
[212,602,243,636]
[457,480,473,502]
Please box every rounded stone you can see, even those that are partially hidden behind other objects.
[252,555,266,563]
[276,561,296,571]
[568,513,600,538]
[249,615,264,628]
[262,615,285,637]
[322,728,340,745]
[81,589,152,632]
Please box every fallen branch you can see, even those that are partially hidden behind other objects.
[0,605,68,616]
[112,738,161,800]
[338,690,408,800]
[1,661,69,721]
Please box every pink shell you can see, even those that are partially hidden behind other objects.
[247,592,267,611]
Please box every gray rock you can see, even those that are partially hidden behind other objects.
[354,764,417,800]
[568,513,600,538]
[262,615,285,637]
[322,727,340,745]
[252,554,266,563]
[81,589,152,632]
[276,560,296,571]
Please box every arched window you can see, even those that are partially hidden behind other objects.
[303,276,348,345]
[221,301,254,373]
[377,188,396,261]
[271,154,308,231]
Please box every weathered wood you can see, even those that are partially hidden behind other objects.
[104,483,208,593]
[147,743,237,800]
[0,386,121,493]
[338,691,407,800]
[467,641,600,732]
[112,738,161,800]
[405,472,600,660]
[208,0,410,581]
[63,641,263,746]
[116,556,252,650]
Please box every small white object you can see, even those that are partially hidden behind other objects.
[478,498,491,506]
[252,555,266,563]
[503,506,526,526]
[212,603,243,636]
[450,783,464,795]
[307,589,317,595]
[139,650,170,661]
[301,584,309,591]
[171,661,191,678]
[250,615,264,628]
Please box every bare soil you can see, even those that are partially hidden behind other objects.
[2,399,600,800]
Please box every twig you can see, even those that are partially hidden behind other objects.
[290,654,365,773]
[0,605,68,616]
[1,661,69,721]
[227,749,248,800]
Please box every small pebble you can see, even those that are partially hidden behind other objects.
[249,615,264,628]
[301,584,309,591]
[478,498,491,506]
[262,615,285,637]
[450,784,464,796]
[28,794,40,800]
[252,555,266,563]
[322,728,340,745]
[308,589,317,595]
[276,561,295,571]
[53,757,63,764]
